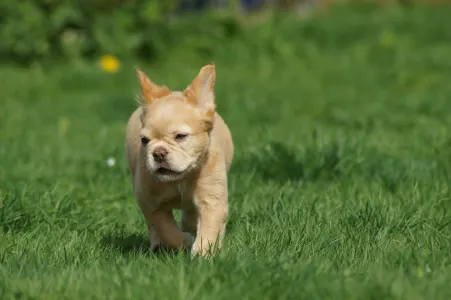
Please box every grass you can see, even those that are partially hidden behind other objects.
[1,4,451,299]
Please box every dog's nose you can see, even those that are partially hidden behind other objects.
[152,147,168,162]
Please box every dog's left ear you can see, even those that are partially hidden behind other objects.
[136,68,170,106]
[184,64,216,118]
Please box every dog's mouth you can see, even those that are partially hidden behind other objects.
[156,167,181,176]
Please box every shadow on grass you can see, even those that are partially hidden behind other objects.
[100,233,150,255]
[231,141,343,183]
[100,232,189,257]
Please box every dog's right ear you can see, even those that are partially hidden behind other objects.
[136,68,170,106]
[184,64,216,118]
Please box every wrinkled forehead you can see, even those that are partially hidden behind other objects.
[141,95,200,135]
[143,121,193,136]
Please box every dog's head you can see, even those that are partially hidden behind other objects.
[136,65,217,182]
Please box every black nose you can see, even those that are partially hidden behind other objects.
[153,147,168,162]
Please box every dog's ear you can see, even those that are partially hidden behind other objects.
[136,68,170,106]
[184,64,216,118]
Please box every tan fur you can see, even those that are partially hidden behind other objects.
[125,65,233,256]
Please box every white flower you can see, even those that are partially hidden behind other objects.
[106,157,116,167]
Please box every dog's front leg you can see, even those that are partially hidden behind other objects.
[191,181,229,256]
[141,207,194,251]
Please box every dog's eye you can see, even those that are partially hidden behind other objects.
[141,136,150,146]
[175,133,188,141]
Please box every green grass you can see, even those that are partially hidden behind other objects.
[1,4,451,299]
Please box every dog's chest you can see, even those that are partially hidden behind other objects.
[152,185,183,210]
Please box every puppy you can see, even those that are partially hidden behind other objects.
[125,64,234,256]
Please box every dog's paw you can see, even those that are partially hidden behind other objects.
[191,240,218,257]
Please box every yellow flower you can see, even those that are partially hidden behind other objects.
[99,55,120,73]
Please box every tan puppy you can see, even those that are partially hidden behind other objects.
[125,64,233,256]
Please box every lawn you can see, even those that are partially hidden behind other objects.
[1,4,451,300]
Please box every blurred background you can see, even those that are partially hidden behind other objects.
[2,0,451,212]
[1,0,446,65]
